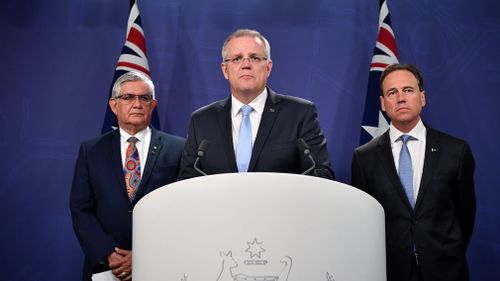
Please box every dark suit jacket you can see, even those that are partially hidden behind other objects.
[70,128,184,281]
[177,88,334,180]
[351,125,475,281]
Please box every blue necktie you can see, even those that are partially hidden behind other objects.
[399,135,415,208]
[236,105,253,172]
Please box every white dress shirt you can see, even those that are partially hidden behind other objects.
[389,119,427,202]
[119,127,152,175]
[231,88,268,152]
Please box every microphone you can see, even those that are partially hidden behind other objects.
[296,138,316,175]
[194,140,209,176]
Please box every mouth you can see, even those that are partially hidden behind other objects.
[239,74,254,80]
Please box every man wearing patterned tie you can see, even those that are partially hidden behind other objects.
[351,64,476,281]
[177,29,334,180]
[70,71,184,281]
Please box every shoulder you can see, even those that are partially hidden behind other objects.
[191,98,228,117]
[152,129,185,146]
[426,125,470,148]
[79,130,116,150]
[269,89,315,108]
[355,132,388,155]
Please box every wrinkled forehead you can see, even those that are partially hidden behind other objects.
[382,70,420,90]
[225,36,266,55]
[120,80,153,95]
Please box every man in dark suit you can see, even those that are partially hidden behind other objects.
[177,29,333,180]
[351,64,476,281]
[70,71,184,281]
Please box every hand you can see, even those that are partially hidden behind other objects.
[108,247,132,281]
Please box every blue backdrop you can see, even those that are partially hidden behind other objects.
[1,0,499,280]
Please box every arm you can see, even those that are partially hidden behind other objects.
[455,142,476,248]
[69,143,117,268]
[351,149,368,191]
[299,103,335,180]
[177,116,202,180]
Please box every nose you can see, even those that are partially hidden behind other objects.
[241,58,252,68]
[131,96,143,107]
[396,91,406,103]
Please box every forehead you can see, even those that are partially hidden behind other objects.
[225,36,266,55]
[382,70,419,89]
[120,80,150,93]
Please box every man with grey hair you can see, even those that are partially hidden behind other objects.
[178,29,334,179]
[70,71,184,281]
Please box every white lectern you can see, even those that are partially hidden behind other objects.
[133,173,385,281]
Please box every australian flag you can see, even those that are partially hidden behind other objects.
[101,0,160,134]
[359,0,399,144]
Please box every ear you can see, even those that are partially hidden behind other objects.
[221,62,229,80]
[266,59,273,78]
[380,95,386,112]
[420,90,426,107]
[150,99,158,109]
[109,98,118,116]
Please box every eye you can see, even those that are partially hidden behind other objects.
[123,94,134,101]
[138,95,151,102]
[231,57,242,63]
[250,56,261,63]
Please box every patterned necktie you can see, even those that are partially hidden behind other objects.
[124,136,141,200]
[236,105,253,172]
[399,135,415,208]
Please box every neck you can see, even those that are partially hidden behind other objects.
[232,88,264,104]
[120,125,148,136]
[393,117,420,133]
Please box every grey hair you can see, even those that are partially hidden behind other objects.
[111,71,155,99]
[221,29,271,61]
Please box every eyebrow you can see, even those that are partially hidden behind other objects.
[228,52,260,57]
[386,85,415,93]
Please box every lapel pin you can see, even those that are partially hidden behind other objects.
[152,146,158,155]
[431,148,437,152]
[269,108,275,113]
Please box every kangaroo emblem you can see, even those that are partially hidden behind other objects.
[216,251,292,281]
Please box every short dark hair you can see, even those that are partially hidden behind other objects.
[379,63,424,96]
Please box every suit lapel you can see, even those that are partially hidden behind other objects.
[248,89,280,171]
[111,130,128,199]
[377,131,414,210]
[134,128,162,200]
[217,98,238,172]
[414,126,440,210]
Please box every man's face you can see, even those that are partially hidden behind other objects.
[221,36,272,101]
[109,80,157,135]
[380,69,426,131]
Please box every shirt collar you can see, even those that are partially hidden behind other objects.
[231,88,268,117]
[389,119,426,143]
[119,126,150,145]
